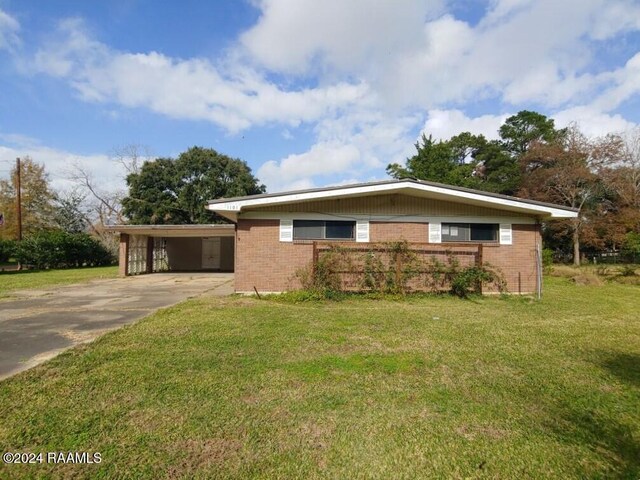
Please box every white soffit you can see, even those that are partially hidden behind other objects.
[206,181,578,220]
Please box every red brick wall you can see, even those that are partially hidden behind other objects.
[370,222,427,243]
[483,224,541,294]
[235,219,541,294]
[235,219,313,293]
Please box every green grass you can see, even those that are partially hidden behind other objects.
[0,266,118,298]
[0,277,639,479]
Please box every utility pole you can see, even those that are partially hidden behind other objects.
[16,157,22,241]
[15,157,22,271]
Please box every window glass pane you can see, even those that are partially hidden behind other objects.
[442,223,498,242]
[293,220,324,239]
[326,221,355,239]
[442,223,469,242]
[470,224,498,241]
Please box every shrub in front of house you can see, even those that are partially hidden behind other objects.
[542,247,554,273]
[295,242,507,299]
[14,231,115,270]
[0,239,17,263]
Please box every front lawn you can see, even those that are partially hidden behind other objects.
[0,277,638,478]
[0,266,118,298]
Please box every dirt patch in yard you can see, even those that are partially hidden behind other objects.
[455,424,510,441]
[571,274,604,286]
[168,437,246,474]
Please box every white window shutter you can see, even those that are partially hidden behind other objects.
[428,222,442,243]
[499,224,513,245]
[356,220,369,242]
[279,219,293,242]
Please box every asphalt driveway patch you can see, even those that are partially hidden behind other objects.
[0,273,233,380]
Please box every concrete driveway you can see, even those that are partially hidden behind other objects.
[0,273,233,380]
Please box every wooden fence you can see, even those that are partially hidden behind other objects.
[311,241,484,293]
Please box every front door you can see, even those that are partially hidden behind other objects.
[201,237,221,269]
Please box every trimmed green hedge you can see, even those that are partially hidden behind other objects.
[14,231,115,270]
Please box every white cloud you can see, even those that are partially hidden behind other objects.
[240,0,640,114]
[0,8,20,52]
[408,1,589,107]
[588,0,640,40]
[552,107,637,137]
[241,0,444,75]
[29,19,369,133]
[24,2,640,123]
[589,52,640,112]
[257,111,420,191]
[258,142,361,192]
[0,132,41,148]
[483,0,536,24]
[0,135,121,192]
[421,110,510,141]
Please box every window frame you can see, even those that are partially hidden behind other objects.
[441,222,499,243]
[292,219,356,241]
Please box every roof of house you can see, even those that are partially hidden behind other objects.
[206,178,579,221]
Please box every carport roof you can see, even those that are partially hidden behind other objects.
[103,224,235,237]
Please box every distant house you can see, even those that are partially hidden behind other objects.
[110,179,577,295]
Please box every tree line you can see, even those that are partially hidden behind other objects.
[387,111,640,265]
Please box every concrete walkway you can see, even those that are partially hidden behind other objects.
[0,273,233,380]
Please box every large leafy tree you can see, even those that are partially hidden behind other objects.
[0,157,56,240]
[387,133,482,189]
[518,125,624,265]
[499,110,565,157]
[587,130,640,251]
[387,132,523,195]
[122,147,265,224]
[473,140,521,195]
[52,189,91,234]
[387,111,566,196]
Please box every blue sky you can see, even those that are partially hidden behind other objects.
[1,0,639,193]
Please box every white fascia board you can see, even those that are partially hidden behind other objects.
[102,225,236,237]
[239,211,537,224]
[207,182,577,219]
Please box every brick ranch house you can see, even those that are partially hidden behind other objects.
[110,179,578,295]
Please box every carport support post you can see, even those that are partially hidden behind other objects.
[119,233,130,277]
[146,236,154,274]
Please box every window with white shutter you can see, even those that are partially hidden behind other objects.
[428,222,442,243]
[356,220,369,243]
[499,224,513,245]
[279,219,293,242]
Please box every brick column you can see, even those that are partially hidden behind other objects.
[119,233,130,276]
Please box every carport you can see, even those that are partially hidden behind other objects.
[104,225,235,276]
